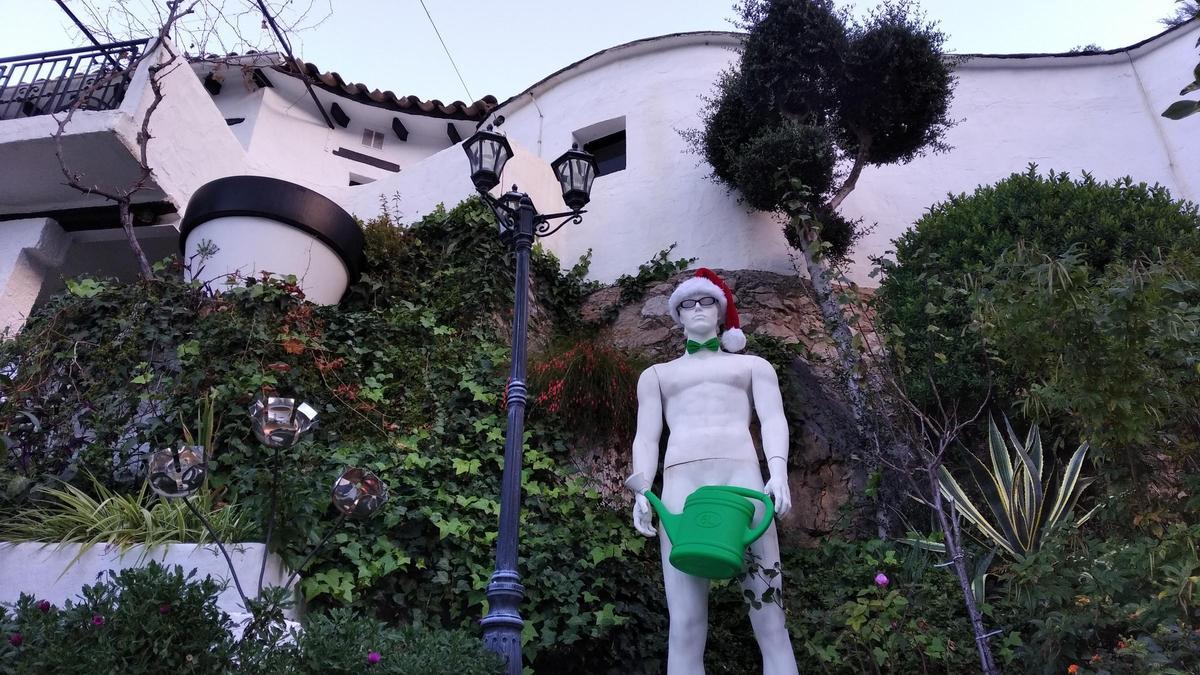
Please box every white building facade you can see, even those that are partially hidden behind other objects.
[1,20,1197,332]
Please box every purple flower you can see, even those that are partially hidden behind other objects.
[159,603,172,615]
[36,600,51,613]
[8,633,22,647]
[91,615,105,626]
[367,650,381,665]
[874,572,889,587]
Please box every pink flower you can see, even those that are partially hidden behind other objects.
[36,600,51,613]
[874,572,889,587]
[8,633,22,647]
[91,615,105,626]
[367,650,382,665]
[159,603,172,615]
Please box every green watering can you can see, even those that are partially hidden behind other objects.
[644,485,775,579]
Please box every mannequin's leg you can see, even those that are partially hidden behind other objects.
[742,522,798,675]
[661,530,711,675]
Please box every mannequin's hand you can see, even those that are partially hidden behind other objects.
[633,493,657,537]
[764,474,792,517]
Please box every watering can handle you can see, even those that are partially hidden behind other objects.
[719,486,775,547]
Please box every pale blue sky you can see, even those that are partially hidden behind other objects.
[0,0,1186,103]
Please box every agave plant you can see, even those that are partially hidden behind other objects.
[937,415,1093,561]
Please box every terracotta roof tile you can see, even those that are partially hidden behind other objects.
[276,57,496,121]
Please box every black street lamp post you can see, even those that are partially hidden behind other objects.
[462,127,597,673]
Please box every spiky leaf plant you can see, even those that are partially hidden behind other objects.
[937,415,1093,560]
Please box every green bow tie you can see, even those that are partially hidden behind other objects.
[686,338,720,354]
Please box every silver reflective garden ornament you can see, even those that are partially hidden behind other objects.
[249,396,318,448]
[147,446,207,498]
[331,467,387,518]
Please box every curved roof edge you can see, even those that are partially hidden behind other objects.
[486,31,741,123]
[486,16,1199,124]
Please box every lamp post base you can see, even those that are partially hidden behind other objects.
[481,570,525,674]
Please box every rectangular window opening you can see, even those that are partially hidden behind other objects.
[361,129,384,150]
[583,129,626,177]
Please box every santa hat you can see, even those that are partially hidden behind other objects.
[667,268,746,353]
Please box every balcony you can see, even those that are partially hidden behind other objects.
[0,37,247,227]
[0,39,148,121]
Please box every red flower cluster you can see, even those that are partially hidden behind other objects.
[528,339,638,442]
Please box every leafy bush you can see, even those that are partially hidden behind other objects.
[702,538,1018,673]
[0,562,237,674]
[965,245,1200,459]
[614,243,695,307]
[0,561,505,675]
[991,524,1200,674]
[0,197,665,671]
[878,166,1200,421]
[266,608,502,675]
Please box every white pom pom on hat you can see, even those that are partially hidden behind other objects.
[667,268,746,352]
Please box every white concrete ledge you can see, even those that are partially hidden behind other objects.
[0,541,300,619]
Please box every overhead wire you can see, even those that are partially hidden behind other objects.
[418,0,475,102]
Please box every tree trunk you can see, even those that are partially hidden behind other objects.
[794,219,866,424]
[118,200,155,280]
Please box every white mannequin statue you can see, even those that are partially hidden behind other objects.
[626,268,799,675]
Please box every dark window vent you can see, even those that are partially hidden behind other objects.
[225,117,245,126]
[584,130,626,177]
[203,72,222,95]
[251,69,273,89]
[330,102,350,128]
[392,117,409,142]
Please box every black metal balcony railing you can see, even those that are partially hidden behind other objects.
[0,39,149,122]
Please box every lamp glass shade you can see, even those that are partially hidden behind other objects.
[147,446,207,498]
[249,397,318,449]
[551,147,597,211]
[331,467,388,518]
[462,129,513,193]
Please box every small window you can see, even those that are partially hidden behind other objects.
[583,130,626,177]
[361,129,384,150]
[348,172,376,186]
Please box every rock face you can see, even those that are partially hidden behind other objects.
[582,269,868,546]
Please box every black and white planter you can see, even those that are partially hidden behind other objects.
[180,176,365,305]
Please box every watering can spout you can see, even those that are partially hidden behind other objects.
[643,490,681,543]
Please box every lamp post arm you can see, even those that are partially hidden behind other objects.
[533,210,585,238]
[478,191,518,229]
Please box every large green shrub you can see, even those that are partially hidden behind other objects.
[878,167,1200,423]
[966,246,1200,460]
[0,198,664,671]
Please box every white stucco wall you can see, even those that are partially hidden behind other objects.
[0,218,68,335]
[200,68,474,190]
[486,25,1200,284]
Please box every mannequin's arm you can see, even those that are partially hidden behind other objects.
[629,366,663,536]
[751,357,792,516]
